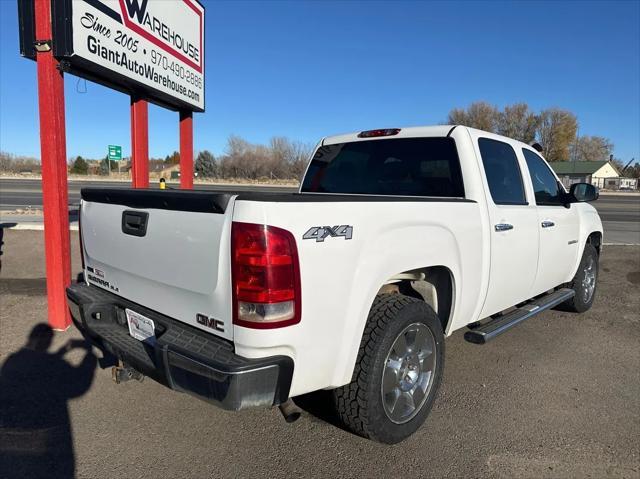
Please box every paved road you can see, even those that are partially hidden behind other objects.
[1,231,638,478]
[593,194,640,244]
[0,178,295,208]
[1,178,638,243]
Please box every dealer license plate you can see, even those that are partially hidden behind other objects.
[125,309,156,344]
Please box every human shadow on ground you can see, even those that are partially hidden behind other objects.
[0,324,97,479]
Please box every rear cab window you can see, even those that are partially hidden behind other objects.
[301,137,465,198]
[477,138,527,205]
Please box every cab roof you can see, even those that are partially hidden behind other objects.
[323,125,457,145]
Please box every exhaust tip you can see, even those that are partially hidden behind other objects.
[278,398,302,423]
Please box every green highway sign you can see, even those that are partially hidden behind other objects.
[108,145,122,161]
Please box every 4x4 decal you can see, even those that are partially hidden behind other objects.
[303,225,353,242]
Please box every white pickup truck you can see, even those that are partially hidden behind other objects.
[67,125,602,443]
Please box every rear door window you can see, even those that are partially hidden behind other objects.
[478,138,527,205]
[301,137,465,198]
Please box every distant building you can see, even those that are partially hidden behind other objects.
[619,177,638,190]
[160,164,181,180]
[549,161,621,189]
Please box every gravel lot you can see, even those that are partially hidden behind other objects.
[1,230,638,479]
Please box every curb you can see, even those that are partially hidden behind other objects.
[598,192,640,197]
[3,223,79,231]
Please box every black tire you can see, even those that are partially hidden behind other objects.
[559,243,599,313]
[332,294,445,444]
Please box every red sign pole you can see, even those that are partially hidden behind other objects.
[179,111,194,189]
[130,97,149,188]
[35,0,71,330]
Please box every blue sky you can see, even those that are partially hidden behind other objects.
[1,0,638,162]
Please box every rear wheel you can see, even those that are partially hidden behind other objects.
[560,243,599,313]
[333,294,444,443]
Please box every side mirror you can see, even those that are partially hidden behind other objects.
[569,182,599,202]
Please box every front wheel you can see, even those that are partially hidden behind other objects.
[332,294,445,444]
[560,243,599,313]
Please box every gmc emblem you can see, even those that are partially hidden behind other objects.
[196,313,224,333]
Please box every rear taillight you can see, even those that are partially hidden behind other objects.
[231,222,301,329]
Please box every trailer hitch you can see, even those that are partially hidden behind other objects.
[111,361,144,384]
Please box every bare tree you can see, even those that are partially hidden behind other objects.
[0,152,13,172]
[2,137,312,181]
[447,102,500,132]
[497,103,539,143]
[217,135,312,180]
[446,103,585,162]
[269,137,313,179]
[624,162,640,179]
[288,141,313,179]
[536,108,578,161]
[447,107,469,126]
[0,152,40,173]
[570,136,614,163]
[220,135,251,179]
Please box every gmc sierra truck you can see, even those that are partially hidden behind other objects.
[67,126,602,443]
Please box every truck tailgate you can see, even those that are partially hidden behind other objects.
[80,188,236,340]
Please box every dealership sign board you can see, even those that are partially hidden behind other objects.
[42,0,205,112]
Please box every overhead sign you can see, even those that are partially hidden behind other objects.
[108,144,122,161]
[50,0,205,112]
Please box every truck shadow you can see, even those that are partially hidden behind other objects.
[295,391,354,433]
[0,324,97,479]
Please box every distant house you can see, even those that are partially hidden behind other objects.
[549,161,620,189]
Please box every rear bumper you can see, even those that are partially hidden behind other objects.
[66,282,293,411]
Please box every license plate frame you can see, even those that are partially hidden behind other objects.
[125,308,156,344]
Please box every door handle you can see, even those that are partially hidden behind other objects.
[494,223,514,232]
[541,220,555,228]
[122,210,149,237]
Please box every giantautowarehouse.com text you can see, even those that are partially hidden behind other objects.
[86,35,200,103]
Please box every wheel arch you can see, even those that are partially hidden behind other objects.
[567,203,603,281]
[333,260,459,389]
[376,265,456,335]
[586,230,602,255]
[568,228,603,280]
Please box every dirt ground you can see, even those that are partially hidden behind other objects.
[0,230,638,479]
